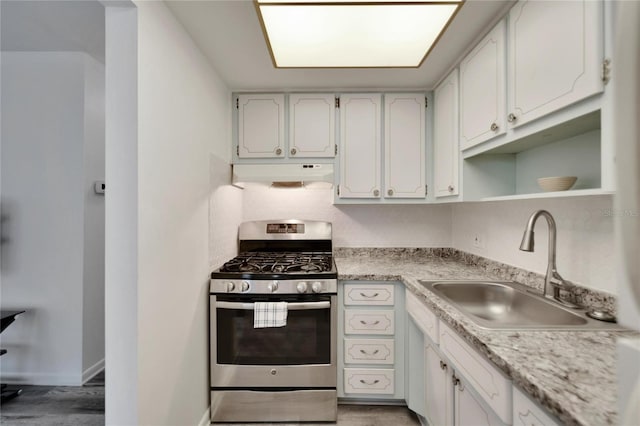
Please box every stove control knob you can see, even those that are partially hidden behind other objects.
[297,282,308,293]
[311,281,323,293]
[268,281,279,293]
[241,281,250,292]
[226,282,235,292]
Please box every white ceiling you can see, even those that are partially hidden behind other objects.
[0,0,105,63]
[166,0,514,91]
[0,0,514,91]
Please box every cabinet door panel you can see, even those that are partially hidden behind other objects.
[344,338,394,365]
[508,0,603,127]
[406,317,425,417]
[455,376,505,426]
[460,20,506,149]
[289,94,335,158]
[344,283,394,306]
[434,70,460,197]
[238,94,284,158]
[339,94,382,198]
[406,291,439,344]
[344,309,394,335]
[344,368,395,395]
[425,341,452,426]
[439,321,512,424]
[384,94,426,198]
[513,387,561,426]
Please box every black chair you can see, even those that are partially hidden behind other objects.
[1,310,26,402]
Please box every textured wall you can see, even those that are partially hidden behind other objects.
[242,187,452,248]
[451,195,615,294]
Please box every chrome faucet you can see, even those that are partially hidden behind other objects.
[519,210,579,308]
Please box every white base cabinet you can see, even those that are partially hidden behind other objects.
[338,281,405,401]
[513,387,561,426]
[406,291,513,426]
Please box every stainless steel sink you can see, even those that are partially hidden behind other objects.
[419,280,625,330]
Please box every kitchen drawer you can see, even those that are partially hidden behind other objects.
[344,309,394,335]
[344,368,395,395]
[344,338,394,365]
[344,284,395,306]
[439,321,512,425]
[406,291,439,344]
[513,387,560,426]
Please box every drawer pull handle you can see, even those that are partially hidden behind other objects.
[359,292,379,298]
[439,360,448,371]
[360,320,380,325]
[360,349,380,355]
[360,379,380,386]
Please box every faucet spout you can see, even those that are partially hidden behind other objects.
[519,210,579,308]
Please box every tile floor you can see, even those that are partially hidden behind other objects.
[0,373,420,426]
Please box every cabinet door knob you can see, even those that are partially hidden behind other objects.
[452,374,460,387]
[507,113,517,123]
[490,122,498,131]
[448,185,454,193]
[387,189,394,196]
[439,360,448,371]
[275,148,282,155]
[290,148,297,155]
[373,189,380,197]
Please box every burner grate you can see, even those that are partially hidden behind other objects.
[220,251,333,274]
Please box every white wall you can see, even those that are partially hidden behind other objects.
[242,187,452,247]
[82,54,106,378]
[241,188,614,294]
[134,2,233,425]
[0,51,104,385]
[451,195,615,294]
[104,4,139,424]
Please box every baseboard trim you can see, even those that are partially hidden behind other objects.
[0,372,83,386]
[198,407,211,426]
[82,358,105,384]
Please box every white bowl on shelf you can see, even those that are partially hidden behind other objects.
[537,176,577,192]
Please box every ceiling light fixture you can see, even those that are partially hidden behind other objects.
[255,0,464,68]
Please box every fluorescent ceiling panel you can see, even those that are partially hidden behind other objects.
[256,1,463,68]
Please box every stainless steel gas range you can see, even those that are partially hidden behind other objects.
[209,220,337,423]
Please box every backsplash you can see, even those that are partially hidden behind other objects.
[334,247,617,314]
[237,187,615,296]
[241,186,452,247]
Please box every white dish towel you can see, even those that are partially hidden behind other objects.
[253,302,288,328]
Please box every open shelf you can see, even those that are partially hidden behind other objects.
[481,188,613,202]
[462,110,608,201]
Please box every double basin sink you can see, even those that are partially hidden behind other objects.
[419,280,624,330]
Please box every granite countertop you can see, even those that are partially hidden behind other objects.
[335,249,631,426]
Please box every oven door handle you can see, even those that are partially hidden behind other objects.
[216,301,331,311]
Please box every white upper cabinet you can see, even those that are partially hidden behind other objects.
[237,94,285,158]
[339,94,382,198]
[434,70,460,198]
[459,20,506,150]
[289,94,336,158]
[507,0,604,128]
[384,94,426,198]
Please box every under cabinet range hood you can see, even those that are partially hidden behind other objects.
[232,163,334,188]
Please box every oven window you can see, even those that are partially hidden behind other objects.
[216,299,331,365]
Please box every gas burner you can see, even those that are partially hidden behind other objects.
[219,251,333,274]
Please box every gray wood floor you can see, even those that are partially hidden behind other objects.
[0,373,420,426]
[0,371,105,426]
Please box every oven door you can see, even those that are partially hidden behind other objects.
[210,294,337,388]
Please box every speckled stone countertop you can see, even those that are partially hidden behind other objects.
[335,248,634,426]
